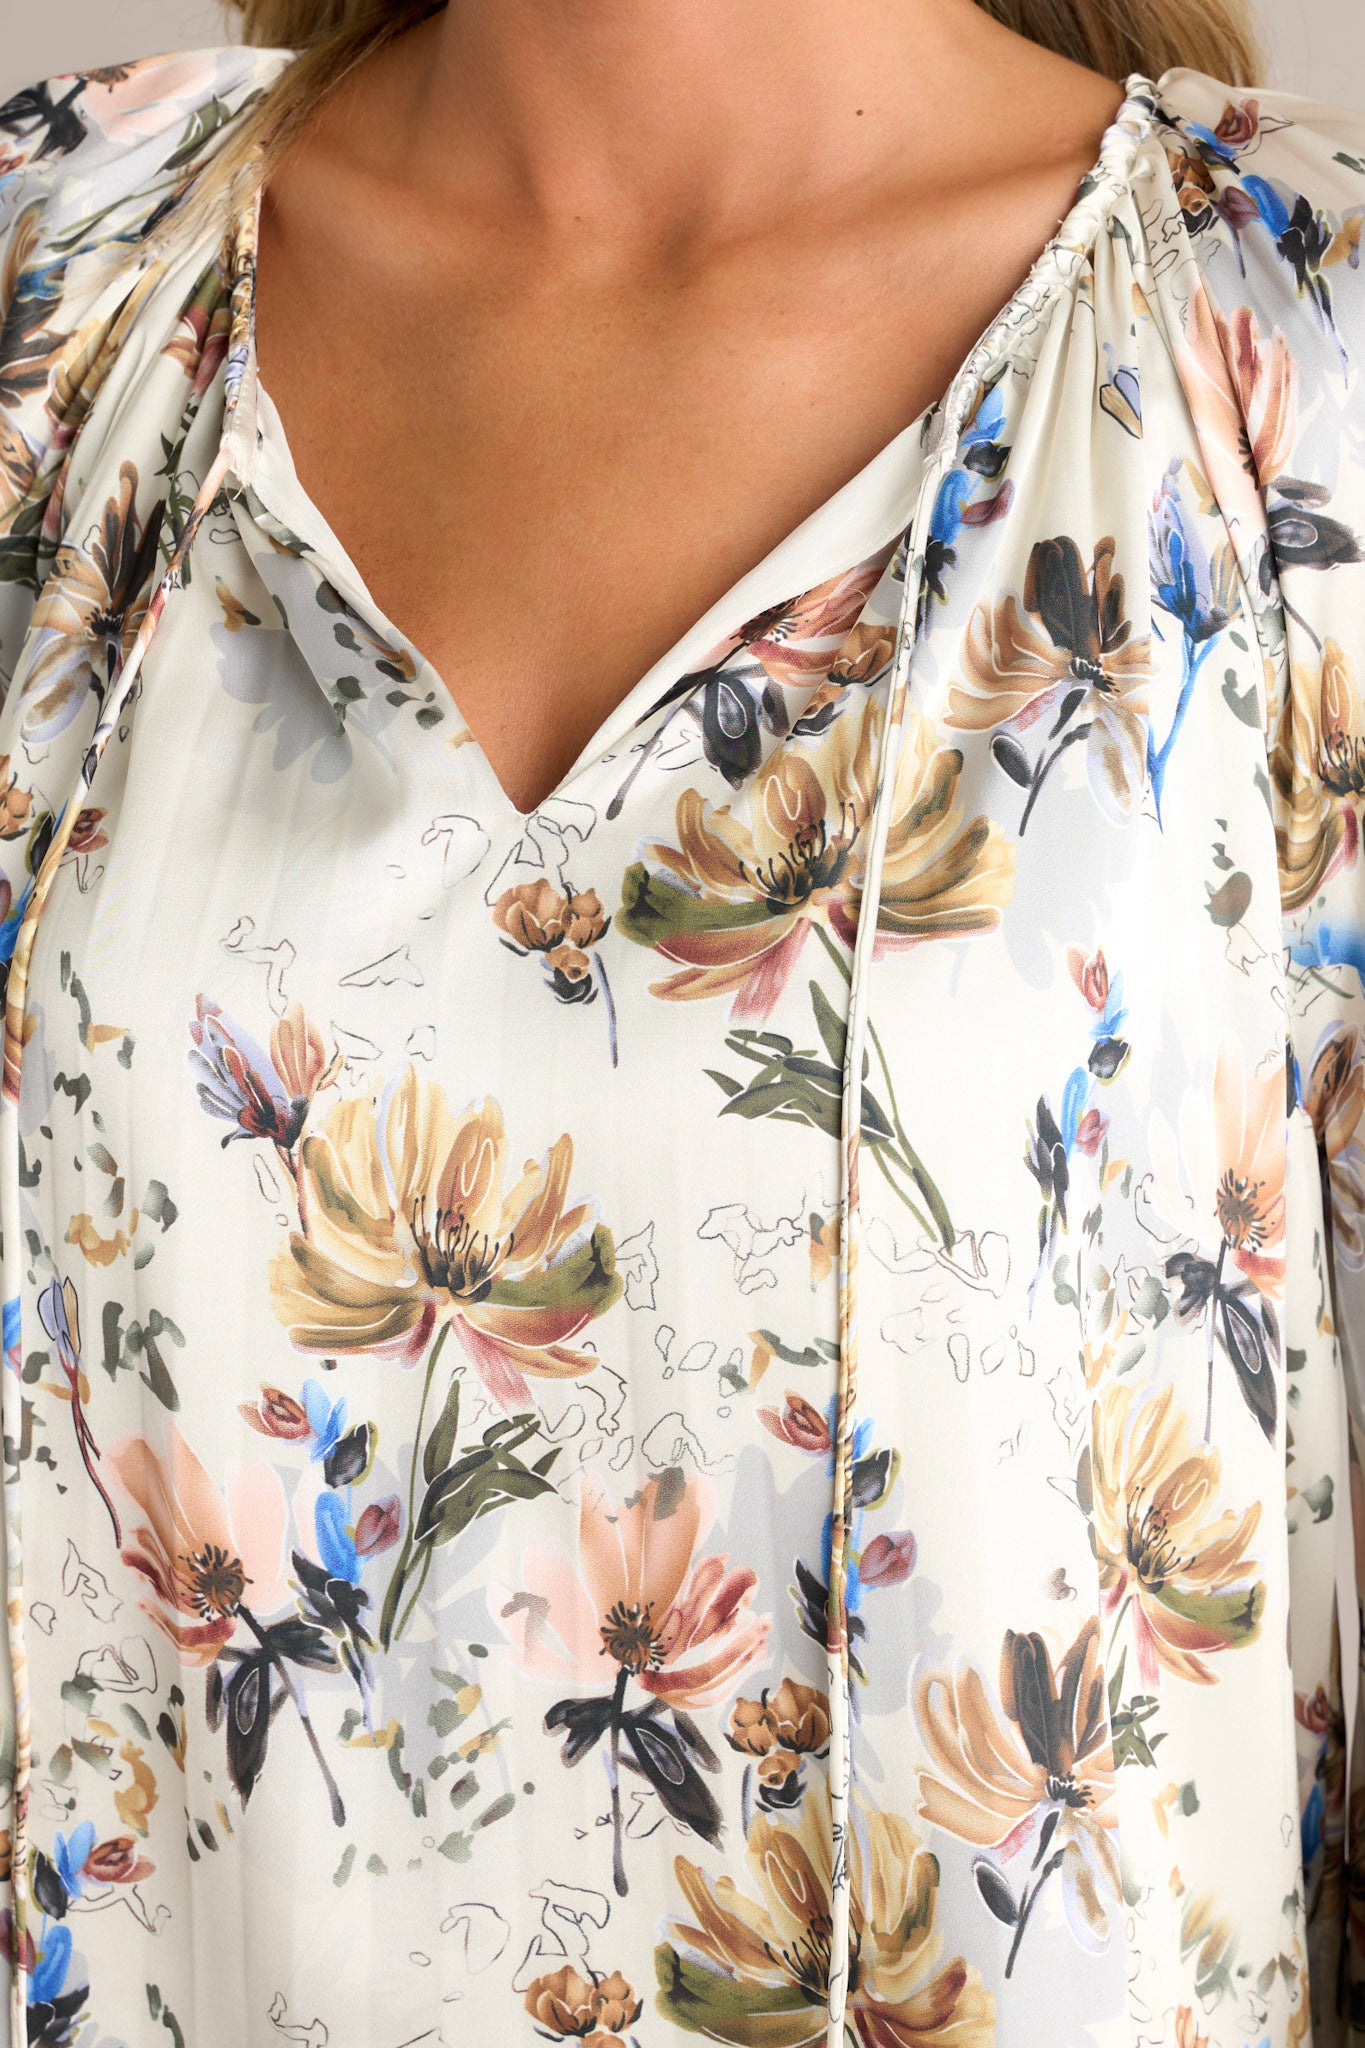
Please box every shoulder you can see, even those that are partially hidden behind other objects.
[1140,69,1365,548]
[1,44,296,169]
[1143,79,1365,901]
[1146,68,1365,323]
[0,45,292,606]
[1,44,296,245]
[1151,64,1365,158]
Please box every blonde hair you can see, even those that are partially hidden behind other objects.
[175,0,1263,246]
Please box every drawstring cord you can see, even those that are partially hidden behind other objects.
[823,384,981,2042]
[822,94,1153,2038]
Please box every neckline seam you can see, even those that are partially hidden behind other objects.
[208,62,1165,823]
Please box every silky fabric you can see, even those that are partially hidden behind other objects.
[0,48,1364,2048]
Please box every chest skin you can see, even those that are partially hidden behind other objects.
[251,39,1125,815]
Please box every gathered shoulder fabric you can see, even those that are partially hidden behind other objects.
[2,47,1365,2048]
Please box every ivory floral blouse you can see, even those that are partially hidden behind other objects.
[2,42,1365,2048]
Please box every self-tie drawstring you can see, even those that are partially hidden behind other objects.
[1,222,243,2040]
[818,92,1162,2031]
[822,87,1154,2041]
[822,380,983,2043]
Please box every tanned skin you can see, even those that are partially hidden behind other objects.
[253,0,1126,815]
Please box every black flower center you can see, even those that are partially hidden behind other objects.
[1324,731,1365,798]
[599,1601,663,1674]
[87,604,123,643]
[413,1195,509,1299]
[768,1916,834,2003]
[187,1543,246,1619]
[742,801,860,910]
[1216,1170,1268,1250]
[1072,652,1110,691]
[1128,1506,1192,1592]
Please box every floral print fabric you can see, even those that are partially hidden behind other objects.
[1,44,1365,2048]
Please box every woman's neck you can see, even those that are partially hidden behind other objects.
[323,0,1116,250]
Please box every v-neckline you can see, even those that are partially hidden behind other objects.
[219,71,1159,827]
[240,371,939,824]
